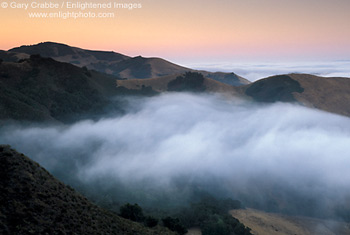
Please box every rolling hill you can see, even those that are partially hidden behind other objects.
[1,51,350,123]
[9,42,129,68]
[230,208,350,235]
[199,71,249,87]
[9,42,192,79]
[116,72,240,95]
[2,42,350,120]
[1,54,350,123]
[0,50,29,62]
[242,73,350,117]
[105,55,191,79]
[0,54,125,123]
[2,44,350,234]
[116,72,350,117]
[7,42,250,86]
[0,145,175,234]
[1,55,245,123]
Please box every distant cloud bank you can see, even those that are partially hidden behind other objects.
[185,60,350,81]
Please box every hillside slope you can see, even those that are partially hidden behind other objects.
[243,74,350,117]
[2,54,350,122]
[108,56,191,79]
[289,73,350,116]
[116,72,240,95]
[9,42,191,79]
[0,145,175,234]
[0,50,29,62]
[9,42,250,85]
[0,55,125,123]
[118,72,350,118]
[9,42,129,68]
[199,71,250,86]
[230,209,350,235]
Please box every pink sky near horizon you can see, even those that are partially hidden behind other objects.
[1,0,350,63]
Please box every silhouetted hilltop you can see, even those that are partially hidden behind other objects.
[9,42,190,79]
[8,42,250,85]
[10,42,129,64]
[0,145,175,235]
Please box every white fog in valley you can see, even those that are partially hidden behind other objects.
[1,93,350,216]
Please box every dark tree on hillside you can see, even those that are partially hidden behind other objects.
[144,216,158,228]
[162,216,187,234]
[119,203,145,222]
[167,72,205,92]
[30,54,42,60]
[177,196,251,235]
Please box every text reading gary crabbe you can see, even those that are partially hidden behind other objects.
[1,2,142,10]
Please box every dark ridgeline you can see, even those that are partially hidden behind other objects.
[0,54,122,123]
[7,42,250,85]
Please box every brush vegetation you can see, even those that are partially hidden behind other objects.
[0,145,175,234]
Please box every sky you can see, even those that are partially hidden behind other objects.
[1,0,350,64]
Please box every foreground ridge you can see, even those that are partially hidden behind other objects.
[0,145,175,235]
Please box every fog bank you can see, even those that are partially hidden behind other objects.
[188,61,350,81]
[1,93,350,216]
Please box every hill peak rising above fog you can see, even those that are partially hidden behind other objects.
[6,42,250,86]
[1,42,350,120]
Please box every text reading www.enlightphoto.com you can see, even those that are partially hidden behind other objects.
[1,1,142,19]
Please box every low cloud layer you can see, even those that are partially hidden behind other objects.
[1,93,350,216]
[188,61,350,81]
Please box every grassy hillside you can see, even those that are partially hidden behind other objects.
[117,71,350,119]
[2,56,350,123]
[9,42,250,85]
[230,208,350,235]
[117,72,240,95]
[199,71,250,86]
[9,42,190,79]
[0,145,175,234]
[0,55,125,123]
[289,73,350,117]
[242,73,350,117]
